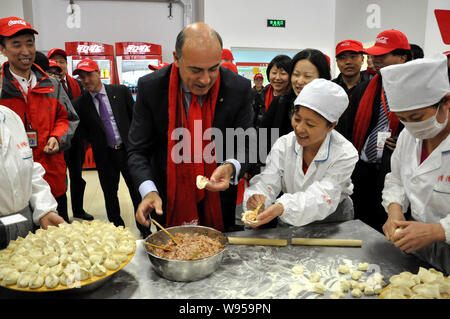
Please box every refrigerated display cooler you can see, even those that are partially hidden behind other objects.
[115,42,162,100]
[65,41,116,85]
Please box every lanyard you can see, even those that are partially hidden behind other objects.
[380,89,391,121]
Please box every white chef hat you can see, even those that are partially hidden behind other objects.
[294,78,349,123]
[381,53,450,112]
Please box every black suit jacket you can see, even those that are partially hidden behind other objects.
[127,65,254,228]
[72,84,134,164]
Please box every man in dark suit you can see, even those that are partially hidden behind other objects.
[128,22,254,235]
[71,59,144,234]
[47,48,93,221]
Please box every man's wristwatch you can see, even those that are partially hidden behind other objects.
[221,161,236,180]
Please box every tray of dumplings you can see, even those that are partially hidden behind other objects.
[0,220,136,292]
[379,267,450,299]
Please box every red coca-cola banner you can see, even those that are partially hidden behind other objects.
[65,42,114,56]
[115,42,162,56]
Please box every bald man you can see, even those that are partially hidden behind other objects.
[128,23,254,236]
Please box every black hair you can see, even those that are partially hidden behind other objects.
[175,26,223,60]
[34,51,49,71]
[0,29,35,47]
[291,48,331,80]
[390,48,412,62]
[266,55,292,79]
[409,44,424,60]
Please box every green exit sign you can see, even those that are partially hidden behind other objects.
[267,19,286,28]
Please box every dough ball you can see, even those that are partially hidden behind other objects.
[351,270,362,281]
[338,264,350,274]
[350,280,359,289]
[309,272,321,283]
[357,262,369,271]
[351,288,362,298]
[364,286,375,296]
[196,175,209,189]
[291,265,304,275]
[312,283,326,294]
[340,280,351,292]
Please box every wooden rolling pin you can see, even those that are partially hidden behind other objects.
[291,238,362,247]
[228,237,288,246]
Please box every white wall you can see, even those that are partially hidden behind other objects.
[424,0,450,56]
[0,0,24,18]
[204,0,336,60]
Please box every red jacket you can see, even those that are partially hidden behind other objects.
[0,63,79,198]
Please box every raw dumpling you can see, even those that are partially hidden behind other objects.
[412,283,441,299]
[91,263,107,277]
[17,272,34,288]
[104,258,120,270]
[45,274,59,289]
[29,274,45,289]
[89,254,103,265]
[241,210,258,224]
[111,252,127,263]
[309,273,321,283]
[338,265,350,274]
[196,175,209,189]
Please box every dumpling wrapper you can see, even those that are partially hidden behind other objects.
[196,175,209,189]
[241,210,258,224]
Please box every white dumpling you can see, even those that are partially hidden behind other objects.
[390,274,417,288]
[89,254,103,265]
[0,267,15,281]
[47,254,59,267]
[111,252,127,264]
[91,263,107,277]
[2,270,20,286]
[117,243,135,255]
[26,261,41,274]
[29,274,45,289]
[38,265,51,277]
[45,274,59,289]
[412,283,441,299]
[51,264,64,276]
[104,258,120,270]
[15,258,31,272]
[17,272,34,288]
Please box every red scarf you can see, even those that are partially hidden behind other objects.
[264,85,274,111]
[352,74,400,152]
[66,75,81,99]
[166,65,224,231]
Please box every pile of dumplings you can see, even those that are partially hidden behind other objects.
[0,220,136,290]
[380,267,450,299]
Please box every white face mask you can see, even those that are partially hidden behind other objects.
[401,104,448,140]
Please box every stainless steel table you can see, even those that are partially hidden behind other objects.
[0,220,431,299]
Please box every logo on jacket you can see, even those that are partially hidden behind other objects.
[438,175,450,182]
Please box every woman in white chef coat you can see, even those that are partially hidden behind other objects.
[0,105,65,249]
[243,79,359,227]
[380,54,450,274]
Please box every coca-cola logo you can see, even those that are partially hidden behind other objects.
[8,19,27,27]
[77,44,103,54]
[126,44,151,54]
[376,36,389,44]
[340,42,351,47]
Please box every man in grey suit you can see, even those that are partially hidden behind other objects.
[71,59,146,236]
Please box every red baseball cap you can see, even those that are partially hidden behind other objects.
[221,61,238,73]
[336,39,364,56]
[365,29,410,56]
[47,48,67,59]
[48,59,63,72]
[0,16,38,37]
[73,59,99,75]
[221,49,234,61]
[254,73,264,80]
[148,62,170,71]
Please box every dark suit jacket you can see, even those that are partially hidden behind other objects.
[127,65,254,228]
[72,84,134,164]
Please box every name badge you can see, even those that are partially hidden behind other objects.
[26,130,38,149]
[376,131,391,150]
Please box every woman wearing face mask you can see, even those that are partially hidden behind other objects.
[243,79,358,228]
[381,54,450,274]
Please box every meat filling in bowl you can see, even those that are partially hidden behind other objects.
[151,233,225,260]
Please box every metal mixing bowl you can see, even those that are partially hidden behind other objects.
[144,225,228,282]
